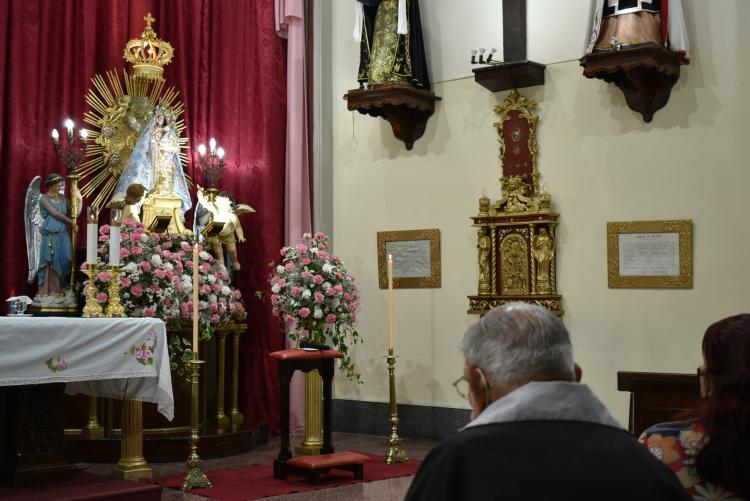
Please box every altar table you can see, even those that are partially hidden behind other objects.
[0,317,173,486]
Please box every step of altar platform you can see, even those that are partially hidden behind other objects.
[65,423,268,463]
[0,470,161,501]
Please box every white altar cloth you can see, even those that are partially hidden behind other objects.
[0,317,174,420]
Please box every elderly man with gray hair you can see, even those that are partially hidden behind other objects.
[405,303,691,501]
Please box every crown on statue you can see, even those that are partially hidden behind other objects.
[123,13,174,81]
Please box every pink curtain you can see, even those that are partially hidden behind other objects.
[276,0,311,436]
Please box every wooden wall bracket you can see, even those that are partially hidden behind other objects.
[344,84,441,150]
[580,44,681,122]
[473,60,545,93]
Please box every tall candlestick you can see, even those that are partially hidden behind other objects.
[387,254,394,350]
[192,244,199,357]
[86,207,99,265]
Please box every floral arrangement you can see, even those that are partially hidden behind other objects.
[270,232,362,381]
[88,219,246,380]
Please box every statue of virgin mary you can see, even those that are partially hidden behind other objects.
[112,107,191,219]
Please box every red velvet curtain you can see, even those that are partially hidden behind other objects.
[0,0,286,431]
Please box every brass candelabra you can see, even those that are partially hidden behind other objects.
[385,349,408,464]
[183,357,211,491]
[197,138,225,195]
[104,266,126,317]
[82,265,104,317]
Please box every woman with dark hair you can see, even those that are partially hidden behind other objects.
[639,314,750,500]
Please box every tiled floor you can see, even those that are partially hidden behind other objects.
[75,432,439,500]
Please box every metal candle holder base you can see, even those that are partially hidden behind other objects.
[385,349,408,464]
[104,266,126,317]
[183,358,211,491]
[82,265,104,317]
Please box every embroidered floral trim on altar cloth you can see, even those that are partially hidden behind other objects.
[126,329,157,366]
[45,356,69,372]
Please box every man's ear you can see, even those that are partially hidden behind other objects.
[574,363,582,382]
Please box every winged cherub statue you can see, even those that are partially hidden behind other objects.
[25,173,82,306]
[194,186,255,271]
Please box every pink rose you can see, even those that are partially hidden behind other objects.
[314,292,325,303]
[295,243,308,253]
[98,235,109,242]
[349,302,358,312]
[210,303,218,313]
[334,284,343,293]
[149,283,159,292]
[325,314,336,324]
[210,314,220,324]
[301,258,311,266]
[120,277,132,288]
[277,278,286,287]
[212,283,221,293]
[162,250,171,259]
[303,232,312,239]
[135,347,143,359]
[166,269,174,279]
[181,241,191,251]
[343,293,351,301]
[58,359,68,370]
[131,284,144,297]
[201,284,211,294]
[285,262,295,272]
[96,292,108,303]
[131,246,144,256]
[139,261,152,272]
[313,275,324,284]
[154,269,167,280]
[119,247,130,258]
[143,307,156,317]
[130,232,142,242]
[97,271,110,282]
[134,225,146,234]
[318,251,328,259]
[280,247,288,256]
[284,314,294,323]
[120,232,130,242]
[163,298,172,307]
[301,271,311,279]
[299,307,311,318]
[314,231,326,239]
[331,254,340,261]
[176,262,184,273]
[123,219,136,228]
[99,225,110,235]
[151,233,161,242]
[326,287,335,296]
[291,287,301,297]
[143,348,152,359]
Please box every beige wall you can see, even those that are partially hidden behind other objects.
[329,0,750,424]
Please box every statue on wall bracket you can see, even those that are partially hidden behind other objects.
[468,90,562,317]
[580,0,690,122]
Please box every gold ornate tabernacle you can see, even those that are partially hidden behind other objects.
[468,91,562,316]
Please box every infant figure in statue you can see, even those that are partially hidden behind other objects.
[24,173,82,306]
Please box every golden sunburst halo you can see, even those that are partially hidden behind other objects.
[80,69,190,208]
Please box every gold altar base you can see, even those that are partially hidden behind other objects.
[142,193,189,235]
[117,400,152,480]
[295,370,324,455]
[385,350,407,464]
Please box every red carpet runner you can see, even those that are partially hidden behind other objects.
[145,454,421,500]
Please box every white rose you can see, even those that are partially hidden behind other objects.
[184,283,193,293]
[310,247,319,254]
[221,286,231,295]
[277,265,285,274]
[124,262,138,272]
[151,255,163,266]
[209,294,218,303]
[208,274,216,284]
[271,284,281,293]
[322,263,333,273]
[314,308,323,319]
[164,263,174,271]
[199,251,211,260]
[301,289,311,299]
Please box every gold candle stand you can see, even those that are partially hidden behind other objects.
[83,264,104,317]
[105,266,126,317]
[296,370,324,455]
[385,348,408,464]
[183,358,211,491]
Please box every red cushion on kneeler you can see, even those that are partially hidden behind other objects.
[286,452,369,470]
[268,349,344,361]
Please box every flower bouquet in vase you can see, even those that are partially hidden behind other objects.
[270,232,362,381]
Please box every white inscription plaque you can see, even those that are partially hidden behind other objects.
[618,233,680,276]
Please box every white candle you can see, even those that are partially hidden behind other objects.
[109,225,121,266]
[193,244,199,356]
[387,254,394,351]
[86,207,98,265]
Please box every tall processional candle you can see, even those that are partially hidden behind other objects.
[192,244,199,356]
[109,209,122,267]
[387,254,394,350]
[86,206,99,265]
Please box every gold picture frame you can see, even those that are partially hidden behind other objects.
[607,220,693,289]
[377,229,441,288]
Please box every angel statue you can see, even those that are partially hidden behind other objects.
[194,186,255,271]
[112,105,191,217]
[107,183,146,223]
[531,227,555,294]
[25,173,82,306]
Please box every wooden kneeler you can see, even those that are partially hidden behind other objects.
[269,349,368,484]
